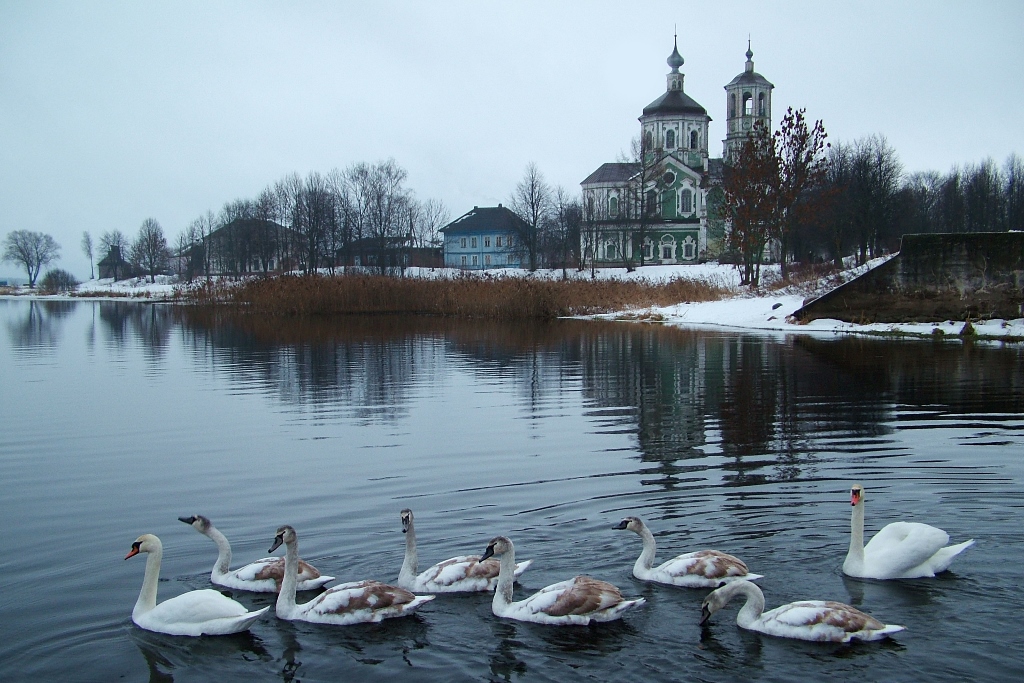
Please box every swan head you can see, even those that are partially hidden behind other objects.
[400,508,413,534]
[851,483,865,507]
[480,535,513,562]
[613,516,644,533]
[125,533,161,560]
[178,514,212,532]
[269,525,296,553]
[699,582,733,626]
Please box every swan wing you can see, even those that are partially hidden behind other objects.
[419,555,496,588]
[656,550,753,584]
[300,580,433,624]
[533,576,624,617]
[759,600,901,642]
[145,589,250,626]
[863,522,951,577]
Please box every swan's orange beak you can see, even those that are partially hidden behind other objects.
[125,542,141,560]
[851,490,862,506]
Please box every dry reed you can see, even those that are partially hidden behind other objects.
[181,272,730,320]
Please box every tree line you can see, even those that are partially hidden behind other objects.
[722,107,1023,286]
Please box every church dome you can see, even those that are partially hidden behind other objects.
[642,90,708,117]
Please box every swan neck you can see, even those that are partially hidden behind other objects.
[847,501,865,569]
[206,525,233,576]
[493,547,516,608]
[277,538,300,616]
[635,526,657,571]
[135,547,162,617]
[399,519,417,583]
[732,581,765,628]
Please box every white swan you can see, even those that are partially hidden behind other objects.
[480,535,645,625]
[614,516,762,588]
[179,515,334,592]
[843,483,975,579]
[270,525,434,625]
[397,508,533,593]
[125,534,269,636]
[700,580,905,643]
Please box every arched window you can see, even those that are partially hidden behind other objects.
[606,242,617,260]
[681,189,693,214]
[665,129,675,149]
[644,130,653,149]
[743,93,753,116]
[758,93,766,116]
[683,237,696,260]
[729,94,736,118]
[660,235,675,260]
[646,189,657,215]
[690,130,698,149]
[608,195,618,218]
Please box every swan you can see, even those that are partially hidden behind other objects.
[179,514,334,592]
[397,508,533,592]
[843,483,975,579]
[700,580,905,643]
[480,535,645,625]
[125,534,269,636]
[270,525,434,625]
[613,516,762,588]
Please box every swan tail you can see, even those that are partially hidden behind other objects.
[871,623,906,639]
[741,573,764,582]
[513,559,534,578]
[404,594,436,613]
[207,606,270,635]
[592,597,646,622]
[930,539,974,573]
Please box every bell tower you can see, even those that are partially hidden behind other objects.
[723,41,774,162]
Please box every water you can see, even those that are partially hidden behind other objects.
[1,299,1022,682]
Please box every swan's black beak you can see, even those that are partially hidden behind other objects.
[269,535,283,553]
[699,603,712,626]
[401,518,409,534]
[481,544,495,562]
[613,520,628,530]
[125,541,141,560]
[178,516,196,525]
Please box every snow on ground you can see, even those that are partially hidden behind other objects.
[3,262,1022,342]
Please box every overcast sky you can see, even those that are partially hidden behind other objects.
[2,1,1021,280]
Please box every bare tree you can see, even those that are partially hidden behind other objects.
[508,162,552,271]
[2,230,61,287]
[410,198,449,249]
[81,232,94,279]
[773,107,829,278]
[130,218,170,283]
[548,187,581,279]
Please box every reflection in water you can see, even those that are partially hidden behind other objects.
[5,300,76,349]
[170,311,1024,488]
[488,621,527,682]
[130,628,271,682]
[99,302,174,357]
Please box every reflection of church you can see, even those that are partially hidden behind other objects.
[581,38,773,265]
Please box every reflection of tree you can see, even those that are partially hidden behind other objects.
[98,302,174,357]
[5,300,74,350]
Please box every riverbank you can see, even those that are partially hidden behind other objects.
[4,262,1023,342]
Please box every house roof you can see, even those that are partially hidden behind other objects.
[440,205,530,234]
[580,162,641,186]
[642,90,709,118]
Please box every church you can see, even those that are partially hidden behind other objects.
[580,38,773,266]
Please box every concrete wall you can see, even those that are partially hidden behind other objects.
[793,232,1024,323]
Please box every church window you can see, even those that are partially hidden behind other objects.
[690,130,698,149]
[643,241,652,259]
[681,189,693,214]
[663,171,676,186]
[729,94,736,118]
[683,239,696,260]
[758,93,766,116]
[644,131,653,149]
[661,190,676,218]
[743,93,753,115]
[665,129,675,149]
[609,195,619,217]
[646,190,657,215]
[606,242,617,260]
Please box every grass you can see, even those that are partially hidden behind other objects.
[179,271,731,320]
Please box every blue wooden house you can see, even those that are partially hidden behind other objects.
[441,205,527,270]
